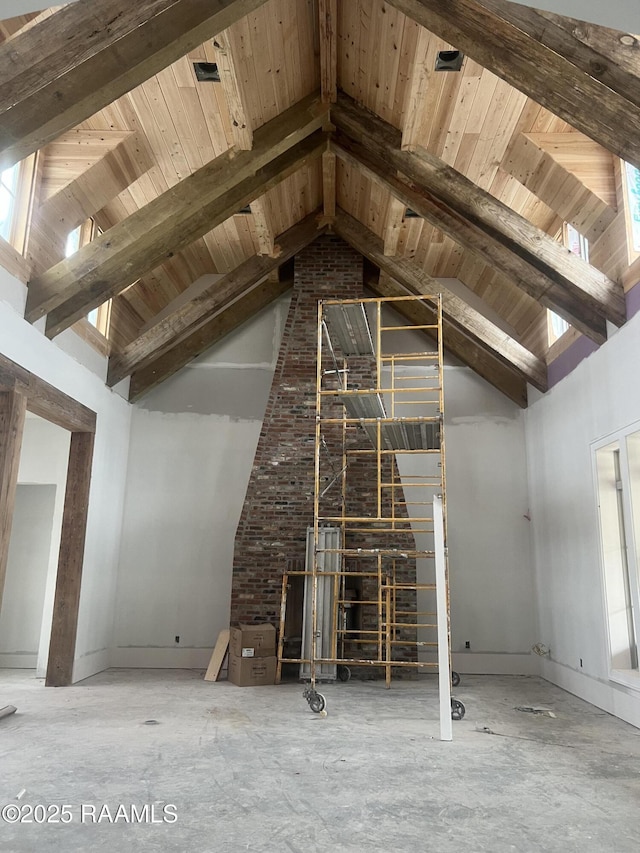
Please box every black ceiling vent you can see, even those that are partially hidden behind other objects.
[237,205,252,214]
[193,62,221,82]
[435,50,464,72]
[404,209,420,218]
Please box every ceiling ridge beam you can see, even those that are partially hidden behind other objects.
[107,211,325,386]
[335,207,547,391]
[25,92,327,335]
[385,0,640,172]
[0,0,270,170]
[331,92,625,342]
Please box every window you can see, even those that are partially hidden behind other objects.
[0,163,19,242]
[563,221,589,263]
[65,225,82,258]
[0,156,36,254]
[66,219,111,340]
[595,426,640,687]
[623,161,640,259]
[547,223,589,346]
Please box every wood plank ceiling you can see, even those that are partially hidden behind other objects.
[0,0,637,406]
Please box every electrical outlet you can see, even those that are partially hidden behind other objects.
[465,641,470,649]
[175,636,180,644]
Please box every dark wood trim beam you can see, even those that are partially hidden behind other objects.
[129,274,293,402]
[45,430,95,687]
[335,208,547,391]
[107,212,325,385]
[367,273,528,408]
[0,0,270,170]
[0,352,96,433]
[0,389,27,614]
[26,94,326,334]
[332,93,624,342]
[385,0,640,171]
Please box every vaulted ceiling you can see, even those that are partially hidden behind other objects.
[0,0,638,407]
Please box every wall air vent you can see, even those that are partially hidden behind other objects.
[193,62,221,82]
[435,50,464,72]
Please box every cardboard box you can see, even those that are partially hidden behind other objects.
[230,623,276,659]
[228,653,276,687]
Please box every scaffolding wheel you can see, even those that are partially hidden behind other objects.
[303,688,326,714]
[337,665,351,682]
[451,699,465,721]
[451,671,461,687]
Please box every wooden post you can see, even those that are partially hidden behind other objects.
[0,389,27,614]
[46,430,95,687]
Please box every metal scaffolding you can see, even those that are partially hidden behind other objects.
[276,295,463,735]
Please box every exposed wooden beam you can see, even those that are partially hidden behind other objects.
[322,149,336,222]
[26,93,326,333]
[503,132,617,243]
[107,212,324,385]
[0,0,270,170]
[214,27,276,255]
[384,198,406,256]
[46,430,95,687]
[318,0,337,225]
[0,352,96,433]
[214,28,253,150]
[0,389,27,616]
[383,26,431,255]
[385,0,640,171]
[332,92,625,341]
[368,273,528,408]
[129,274,293,401]
[319,0,338,104]
[335,208,547,391]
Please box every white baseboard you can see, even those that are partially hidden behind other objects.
[72,649,110,683]
[542,659,640,729]
[0,653,37,668]
[451,652,541,675]
[110,647,212,669]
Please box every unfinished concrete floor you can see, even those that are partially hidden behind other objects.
[0,670,638,852]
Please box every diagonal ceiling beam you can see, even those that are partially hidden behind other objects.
[366,268,529,408]
[128,271,294,402]
[0,0,270,170]
[332,92,625,342]
[25,93,326,334]
[107,212,325,386]
[335,208,547,391]
[385,0,640,171]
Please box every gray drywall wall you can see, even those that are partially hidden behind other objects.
[112,297,290,667]
[526,309,640,727]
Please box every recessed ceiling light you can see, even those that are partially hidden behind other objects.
[435,50,464,72]
[193,62,221,82]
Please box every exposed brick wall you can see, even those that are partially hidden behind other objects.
[230,234,416,662]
